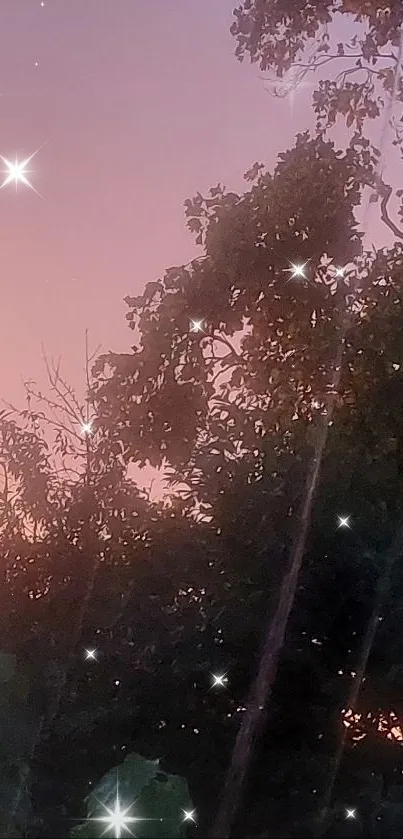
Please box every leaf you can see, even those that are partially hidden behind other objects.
[71,753,194,838]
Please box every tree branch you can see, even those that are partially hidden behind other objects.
[378,180,403,240]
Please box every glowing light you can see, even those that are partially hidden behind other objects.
[337,515,351,529]
[89,792,141,838]
[342,707,403,744]
[335,266,345,278]
[0,149,42,196]
[264,72,316,114]
[190,319,204,333]
[346,809,356,819]
[81,421,93,436]
[182,810,197,824]
[211,673,228,688]
[283,260,310,283]
[85,649,97,660]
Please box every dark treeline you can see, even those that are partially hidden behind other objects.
[2,1,403,836]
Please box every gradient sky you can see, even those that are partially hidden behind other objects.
[0,0,397,412]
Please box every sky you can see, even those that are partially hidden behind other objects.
[0,0,397,416]
[0,0,325,410]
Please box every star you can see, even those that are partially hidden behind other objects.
[182,809,197,824]
[0,148,43,196]
[190,319,204,333]
[337,515,351,529]
[263,71,316,115]
[334,266,345,278]
[346,808,356,819]
[283,260,310,284]
[89,792,141,838]
[211,673,228,688]
[81,421,93,436]
[85,648,97,660]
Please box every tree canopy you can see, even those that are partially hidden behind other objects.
[2,3,403,838]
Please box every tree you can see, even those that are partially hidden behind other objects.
[87,122,403,836]
[70,752,193,839]
[230,0,403,241]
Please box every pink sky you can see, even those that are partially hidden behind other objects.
[0,0,396,415]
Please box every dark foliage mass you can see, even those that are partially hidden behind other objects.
[1,2,403,837]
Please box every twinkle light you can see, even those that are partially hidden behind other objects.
[85,648,97,660]
[283,260,310,283]
[189,319,204,333]
[182,809,197,824]
[0,149,42,196]
[335,266,345,278]
[87,789,144,838]
[81,421,93,436]
[211,673,228,689]
[346,809,356,819]
[337,515,351,529]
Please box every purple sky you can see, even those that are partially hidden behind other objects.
[0,0,395,410]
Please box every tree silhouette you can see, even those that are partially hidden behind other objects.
[230,0,403,241]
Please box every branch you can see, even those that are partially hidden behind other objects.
[379,180,403,240]
[261,52,396,94]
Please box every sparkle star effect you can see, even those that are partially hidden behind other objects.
[84,784,158,839]
[346,809,356,819]
[182,810,197,824]
[211,673,228,689]
[81,421,93,436]
[337,515,351,529]
[85,648,97,660]
[189,319,204,333]
[283,260,310,284]
[0,147,44,197]
[89,794,139,838]
[263,71,317,114]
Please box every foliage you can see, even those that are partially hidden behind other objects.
[91,132,377,488]
[2,8,403,837]
[230,0,403,241]
[0,650,36,837]
[70,752,193,839]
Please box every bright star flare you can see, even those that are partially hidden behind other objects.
[92,795,138,838]
[182,809,197,824]
[211,673,228,689]
[88,792,144,838]
[81,421,93,436]
[346,808,356,819]
[85,648,97,660]
[283,260,310,284]
[337,515,351,529]
[190,319,204,333]
[0,147,43,196]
